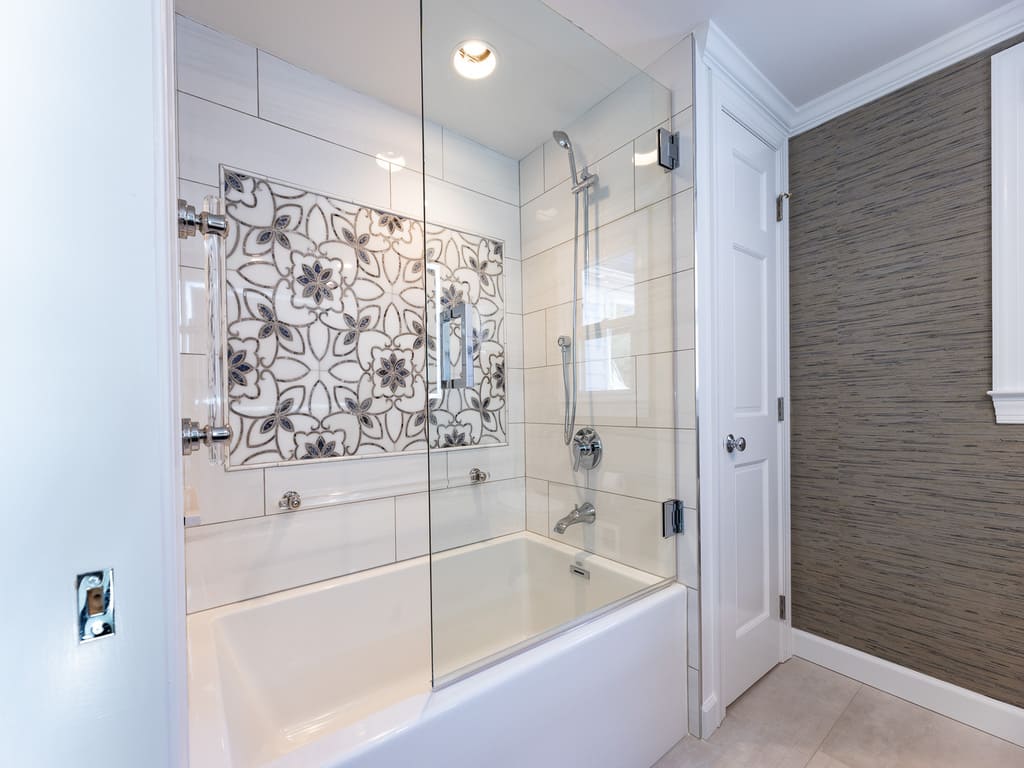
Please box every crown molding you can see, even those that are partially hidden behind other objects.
[696,21,797,132]
[696,2,1024,138]
[791,0,1024,135]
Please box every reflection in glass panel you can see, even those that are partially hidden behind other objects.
[423,0,677,684]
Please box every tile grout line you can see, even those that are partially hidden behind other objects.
[255,48,261,117]
[798,684,864,768]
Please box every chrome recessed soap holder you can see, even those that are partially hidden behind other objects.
[77,569,114,643]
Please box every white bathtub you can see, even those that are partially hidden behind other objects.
[188,532,687,768]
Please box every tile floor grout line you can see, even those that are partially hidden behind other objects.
[798,683,865,768]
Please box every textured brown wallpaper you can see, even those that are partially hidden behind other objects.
[789,34,1024,708]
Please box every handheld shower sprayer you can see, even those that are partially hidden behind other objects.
[551,131,598,447]
[552,130,578,186]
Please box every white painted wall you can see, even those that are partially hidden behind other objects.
[175,15,527,612]
[1,1,185,765]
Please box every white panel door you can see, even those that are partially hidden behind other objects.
[716,111,782,707]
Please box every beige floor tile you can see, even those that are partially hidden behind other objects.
[652,735,723,767]
[652,659,860,768]
[654,660,1024,768]
[817,686,1024,768]
[804,753,852,768]
[707,658,861,767]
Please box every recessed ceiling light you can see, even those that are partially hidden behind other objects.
[453,40,497,80]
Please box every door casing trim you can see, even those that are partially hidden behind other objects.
[693,24,792,737]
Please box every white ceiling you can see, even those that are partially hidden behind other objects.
[543,0,1012,108]
[177,0,1014,157]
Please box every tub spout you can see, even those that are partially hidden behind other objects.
[554,502,596,534]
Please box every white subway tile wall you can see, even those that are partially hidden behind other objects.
[185,497,397,612]
[395,492,430,561]
[519,35,698,585]
[175,14,258,115]
[427,478,526,553]
[175,15,526,611]
[519,145,545,204]
[256,50,425,173]
[177,15,698,610]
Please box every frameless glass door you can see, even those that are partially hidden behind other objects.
[422,0,680,684]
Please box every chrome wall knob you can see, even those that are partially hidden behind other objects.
[725,434,747,453]
[279,490,302,511]
[469,467,489,483]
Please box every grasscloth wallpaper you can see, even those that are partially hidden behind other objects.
[789,34,1024,708]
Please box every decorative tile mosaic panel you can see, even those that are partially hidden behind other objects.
[220,167,506,467]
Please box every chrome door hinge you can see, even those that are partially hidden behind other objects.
[662,498,684,537]
[776,192,791,222]
[777,397,785,422]
[779,595,787,621]
[657,128,680,172]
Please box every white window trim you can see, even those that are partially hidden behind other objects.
[989,41,1024,423]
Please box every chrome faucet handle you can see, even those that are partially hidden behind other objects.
[570,427,602,471]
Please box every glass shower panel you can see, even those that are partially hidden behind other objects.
[422,0,679,685]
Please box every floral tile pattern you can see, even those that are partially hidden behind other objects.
[220,167,506,467]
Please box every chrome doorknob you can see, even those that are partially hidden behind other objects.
[725,434,747,453]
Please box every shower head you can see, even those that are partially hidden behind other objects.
[552,129,579,186]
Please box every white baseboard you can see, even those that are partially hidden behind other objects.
[793,630,1024,747]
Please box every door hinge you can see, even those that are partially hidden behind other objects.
[776,192,791,222]
[657,128,680,172]
[662,498,684,538]
[777,396,785,422]
[779,595,787,621]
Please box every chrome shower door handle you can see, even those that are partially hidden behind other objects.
[440,299,474,390]
[426,263,443,402]
[182,418,233,456]
[725,434,747,453]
